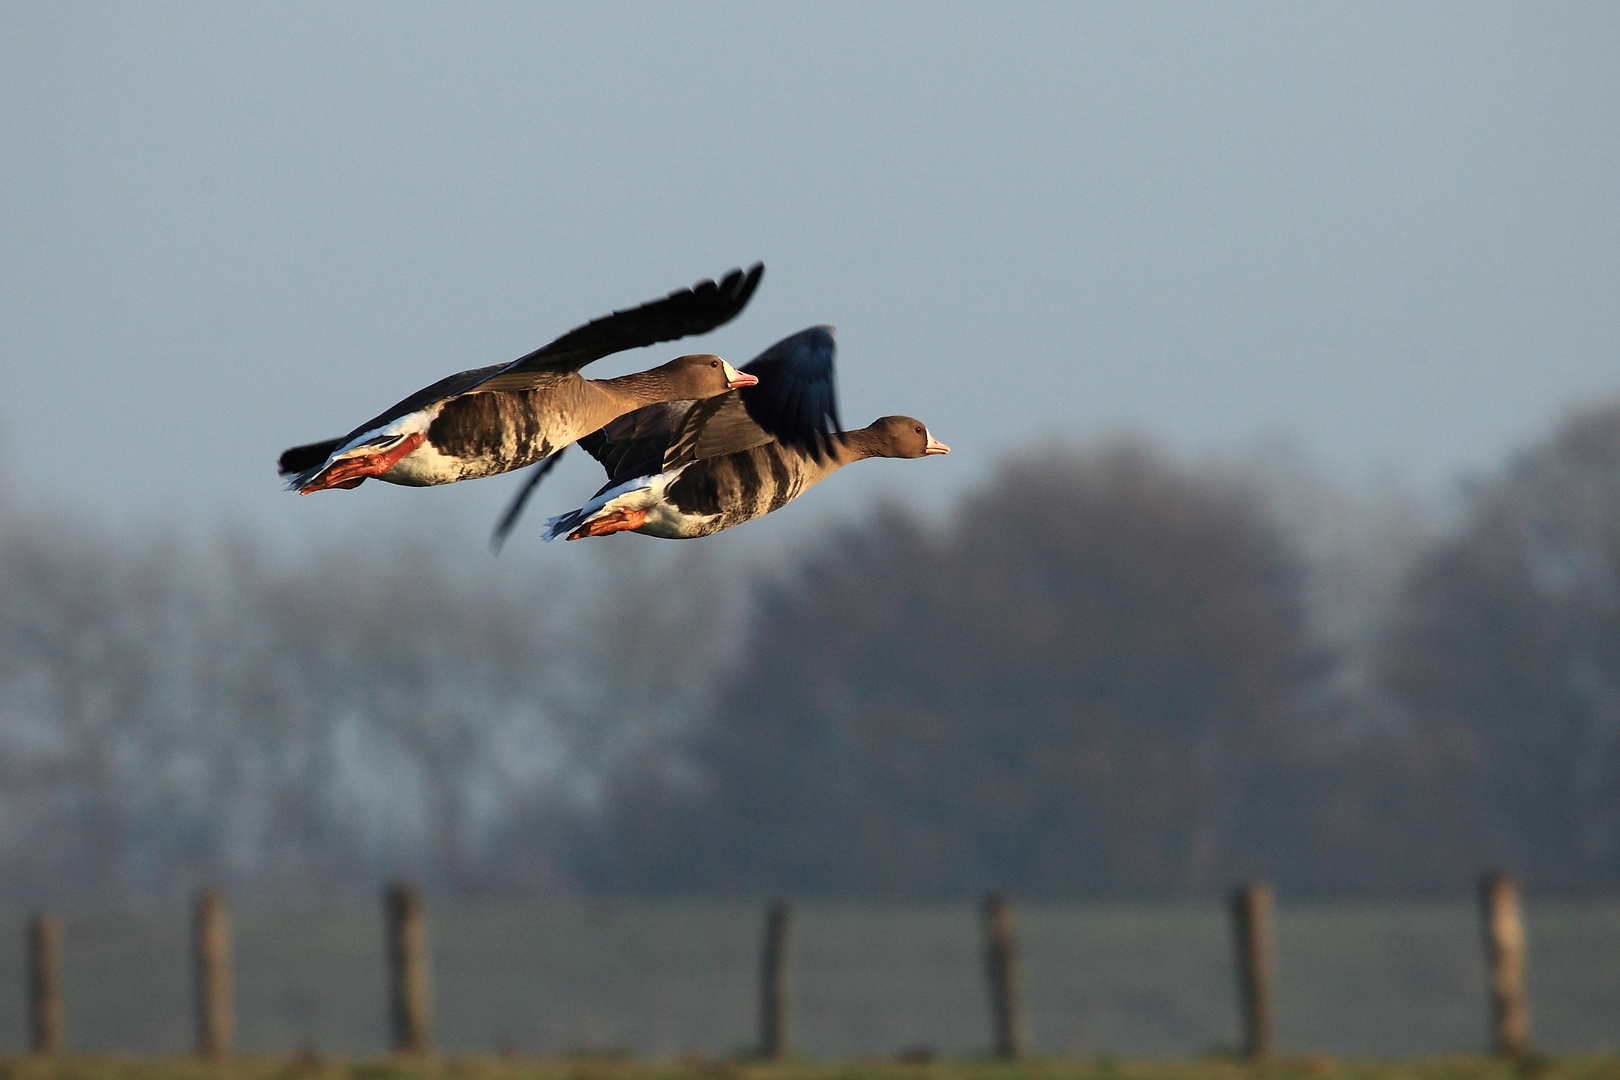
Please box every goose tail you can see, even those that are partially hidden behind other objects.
[541,506,593,542]
[278,438,344,488]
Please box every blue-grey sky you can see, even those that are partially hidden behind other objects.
[2,4,1616,554]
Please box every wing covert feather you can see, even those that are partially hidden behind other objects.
[663,392,774,469]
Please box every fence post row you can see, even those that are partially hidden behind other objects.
[1230,880,1275,1059]
[385,881,433,1055]
[759,898,793,1060]
[1479,870,1531,1057]
[12,870,1553,1060]
[28,911,64,1056]
[193,885,234,1058]
[981,892,1027,1059]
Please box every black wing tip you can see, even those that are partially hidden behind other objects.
[742,325,834,373]
[720,262,764,288]
[701,262,764,316]
[625,261,762,336]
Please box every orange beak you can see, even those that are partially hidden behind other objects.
[924,432,950,455]
[722,361,759,389]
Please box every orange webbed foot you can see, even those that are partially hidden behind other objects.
[567,507,648,540]
[299,432,427,494]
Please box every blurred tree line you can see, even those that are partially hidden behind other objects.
[4,403,1620,901]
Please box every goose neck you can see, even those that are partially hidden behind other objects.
[829,427,884,464]
[597,369,678,410]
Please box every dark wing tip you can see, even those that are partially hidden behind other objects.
[739,325,840,458]
[732,262,765,310]
[491,262,767,381]
[692,262,765,324]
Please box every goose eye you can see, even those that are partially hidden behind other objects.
[710,359,719,367]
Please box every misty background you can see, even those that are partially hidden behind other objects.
[2,4,1620,905]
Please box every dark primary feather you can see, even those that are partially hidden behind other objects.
[738,325,840,461]
[469,263,765,392]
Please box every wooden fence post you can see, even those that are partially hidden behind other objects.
[759,898,793,1059]
[1480,870,1530,1057]
[28,912,64,1056]
[982,892,1026,1059]
[385,881,432,1055]
[193,885,234,1058]
[1230,880,1275,1058]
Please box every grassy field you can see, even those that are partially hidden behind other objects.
[0,901,1612,1058]
[0,1057,1619,1080]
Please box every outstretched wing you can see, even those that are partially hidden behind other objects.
[661,391,774,469]
[737,325,840,461]
[468,263,764,394]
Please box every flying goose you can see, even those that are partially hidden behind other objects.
[278,264,763,494]
[488,326,947,545]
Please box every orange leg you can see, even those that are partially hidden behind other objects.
[567,507,648,539]
[300,432,427,494]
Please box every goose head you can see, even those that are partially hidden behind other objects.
[657,353,758,397]
[866,416,950,458]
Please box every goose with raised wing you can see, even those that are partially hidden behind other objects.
[488,326,947,546]
[278,265,763,494]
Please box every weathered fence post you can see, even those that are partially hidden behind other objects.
[1230,880,1275,1058]
[28,912,64,1056]
[193,885,234,1058]
[385,881,432,1055]
[759,898,793,1059]
[1480,870,1530,1057]
[982,892,1026,1059]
